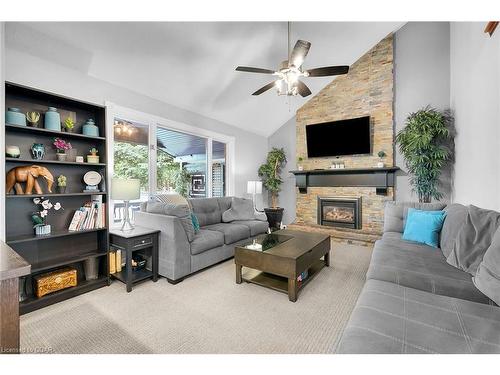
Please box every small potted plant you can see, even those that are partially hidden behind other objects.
[87,147,99,164]
[57,174,67,193]
[63,117,75,133]
[377,150,386,168]
[26,111,41,127]
[32,197,62,236]
[297,156,304,171]
[53,138,72,161]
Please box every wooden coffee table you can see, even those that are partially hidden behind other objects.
[234,229,330,302]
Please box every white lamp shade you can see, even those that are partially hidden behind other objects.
[247,180,262,195]
[112,178,141,200]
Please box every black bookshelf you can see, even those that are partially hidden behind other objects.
[4,82,110,314]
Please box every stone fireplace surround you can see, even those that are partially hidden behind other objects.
[289,35,395,245]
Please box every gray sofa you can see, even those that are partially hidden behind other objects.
[336,202,500,354]
[135,197,269,283]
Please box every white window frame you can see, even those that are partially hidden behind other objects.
[105,102,235,216]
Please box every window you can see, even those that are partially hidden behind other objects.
[112,118,150,223]
[156,127,208,198]
[107,103,235,226]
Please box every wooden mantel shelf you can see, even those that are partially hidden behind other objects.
[289,167,400,195]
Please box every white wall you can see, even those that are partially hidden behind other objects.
[0,22,5,241]
[4,47,268,205]
[267,116,296,224]
[394,22,451,202]
[450,22,500,210]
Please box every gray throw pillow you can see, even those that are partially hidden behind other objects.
[383,201,447,234]
[222,197,258,222]
[474,225,500,305]
[145,202,195,242]
[440,203,468,258]
[446,205,500,275]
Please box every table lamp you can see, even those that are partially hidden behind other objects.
[112,178,140,231]
[247,180,263,211]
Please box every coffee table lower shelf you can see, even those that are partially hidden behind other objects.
[241,259,326,299]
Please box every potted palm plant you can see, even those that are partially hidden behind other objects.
[258,147,287,230]
[396,106,453,203]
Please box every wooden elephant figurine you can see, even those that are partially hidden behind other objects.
[6,165,54,195]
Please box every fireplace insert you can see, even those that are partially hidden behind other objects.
[317,197,362,229]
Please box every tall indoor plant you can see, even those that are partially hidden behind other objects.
[396,106,453,203]
[258,147,287,229]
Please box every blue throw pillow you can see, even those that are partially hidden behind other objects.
[402,208,446,248]
[191,213,200,233]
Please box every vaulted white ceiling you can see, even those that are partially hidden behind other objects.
[7,22,403,137]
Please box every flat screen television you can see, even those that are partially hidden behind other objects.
[306,116,371,158]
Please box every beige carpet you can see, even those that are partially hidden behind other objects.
[20,241,372,354]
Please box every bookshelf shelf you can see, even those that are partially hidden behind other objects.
[6,157,106,166]
[31,250,108,273]
[7,228,107,244]
[20,277,109,315]
[5,82,110,314]
[6,123,106,141]
[6,192,107,199]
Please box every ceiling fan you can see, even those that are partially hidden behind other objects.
[236,22,350,97]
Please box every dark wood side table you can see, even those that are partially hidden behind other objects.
[109,226,159,292]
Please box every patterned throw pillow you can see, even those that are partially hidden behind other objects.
[155,193,189,206]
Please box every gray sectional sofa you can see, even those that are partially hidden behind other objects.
[135,197,269,283]
[336,202,500,354]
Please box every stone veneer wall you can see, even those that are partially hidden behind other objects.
[295,35,394,238]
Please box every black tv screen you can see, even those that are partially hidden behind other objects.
[306,116,371,157]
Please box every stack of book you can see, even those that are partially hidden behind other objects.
[68,196,106,231]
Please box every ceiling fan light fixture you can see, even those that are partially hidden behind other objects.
[235,22,349,98]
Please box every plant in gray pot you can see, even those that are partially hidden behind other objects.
[258,147,287,230]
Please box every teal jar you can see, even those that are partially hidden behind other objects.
[82,119,99,137]
[44,107,61,131]
[6,108,26,126]
[30,143,45,160]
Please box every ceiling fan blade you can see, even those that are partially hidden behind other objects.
[252,81,276,96]
[306,65,350,77]
[236,66,275,74]
[290,40,311,68]
[296,80,312,97]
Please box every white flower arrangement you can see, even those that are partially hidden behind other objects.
[32,197,63,227]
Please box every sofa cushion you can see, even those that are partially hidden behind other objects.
[203,223,251,244]
[233,220,269,236]
[222,197,255,222]
[189,198,222,227]
[445,205,500,276]
[145,201,195,242]
[217,197,233,213]
[440,203,468,258]
[383,201,447,234]
[474,226,500,306]
[190,229,225,255]
[336,279,500,353]
[367,236,490,304]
